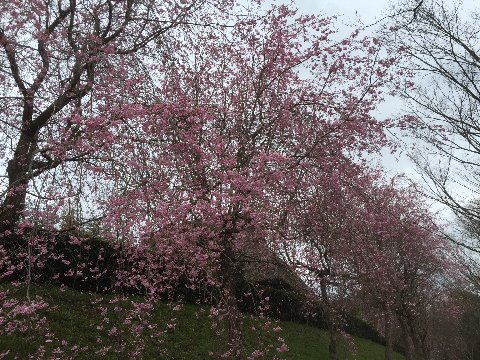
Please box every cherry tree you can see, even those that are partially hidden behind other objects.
[0,1,437,359]
[276,159,458,360]
[344,184,457,360]
[273,158,380,359]
[0,0,233,239]
[89,3,402,357]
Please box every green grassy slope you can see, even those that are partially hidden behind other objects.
[0,284,405,359]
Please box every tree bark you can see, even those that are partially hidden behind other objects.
[399,316,428,360]
[220,240,245,360]
[384,312,393,360]
[225,281,244,360]
[320,278,338,360]
[0,103,37,241]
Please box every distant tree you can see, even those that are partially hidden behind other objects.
[458,290,480,360]
[454,199,480,296]
[284,172,455,360]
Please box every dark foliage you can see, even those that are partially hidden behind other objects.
[1,230,384,346]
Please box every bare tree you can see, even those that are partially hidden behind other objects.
[385,0,480,253]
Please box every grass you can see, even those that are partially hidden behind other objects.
[0,283,405,359]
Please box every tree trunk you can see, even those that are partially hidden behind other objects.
[224,283,244,360]
[320,278,338,360]
[384,312,393,360]
[400,319,415,360]
[399,317,427,360]
[0,128,37,241]
[220,241,245,360]
[329,328,339,360]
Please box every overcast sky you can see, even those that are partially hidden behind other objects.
[298,0,393,24]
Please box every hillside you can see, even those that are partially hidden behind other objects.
[0,284,405,359]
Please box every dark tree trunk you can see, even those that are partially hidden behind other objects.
[385,312,393,360]
[225,279,244,360]
[320,278,338,360]
[220,240,245,360]
[400,318,415,360]
[400,317,428,360]
[0,102,37,241]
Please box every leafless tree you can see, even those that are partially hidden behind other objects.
[386,0,480,253]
